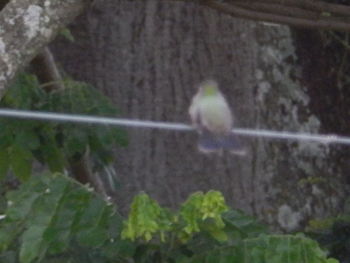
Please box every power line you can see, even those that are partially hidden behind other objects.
[0,109,191,130]
[0,108,349,146]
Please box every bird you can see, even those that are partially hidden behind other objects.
[189,80,245,155]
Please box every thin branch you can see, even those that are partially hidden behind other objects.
[231,1,321,20]
[199,0,350,31]
[328,31,350,49]
[171,0,350,31]
[30,47,65,92]
[249,0,350,17]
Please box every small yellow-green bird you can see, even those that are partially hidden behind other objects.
[189,80,245,154]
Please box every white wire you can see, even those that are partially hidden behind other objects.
[0,109,349,145]
[0,109,191,130]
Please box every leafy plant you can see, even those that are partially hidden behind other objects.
[0,173,339,263]
[0,72,340,263]
[306,215,350,263]
[121,190,230,243]
[0,173,132,263]
[120,191,337,263]
[186,234,338,263]
[0,73,127,181]
[122,192,174,242]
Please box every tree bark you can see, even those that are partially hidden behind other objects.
[51,0,349,231]
[0,0,86,96]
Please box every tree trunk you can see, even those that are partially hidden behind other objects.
[0,0,86,95]
[51,0,349,231]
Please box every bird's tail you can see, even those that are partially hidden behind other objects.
[198,129,246,155]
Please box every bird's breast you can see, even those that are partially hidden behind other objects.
[198,97,233,134]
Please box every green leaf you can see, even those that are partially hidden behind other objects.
[112,128,128,147]
[9,145,32,181]
[2,73,43,109]
[223,209,267,240]
[0,250,17,263]
[6,192,41,221]
[42,143,66,173]
[179,191,229,241]
[19,225,47,263]
[0,224,20,251]
[0,150,9,180]
[76,226,107,247]
[44,186,89,255]
[187,234,338,263]
[1,173,125,262]
[101,238,135,260]
[59,28,75,42]
[63,127,88,157]
[0,126,13,148]
[201,220,228,242]
[122,193,172,242]
[15,131,40,151]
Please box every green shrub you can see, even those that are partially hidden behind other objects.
[0,174,338,263]
[0,73,127,181]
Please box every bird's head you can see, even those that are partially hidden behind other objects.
[200,80,219,97]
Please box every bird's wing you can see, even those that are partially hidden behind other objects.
[189,93,203,129]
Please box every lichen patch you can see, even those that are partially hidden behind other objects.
[23,5,44,39]
[277,204,301,231]
[0,39,6,54]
